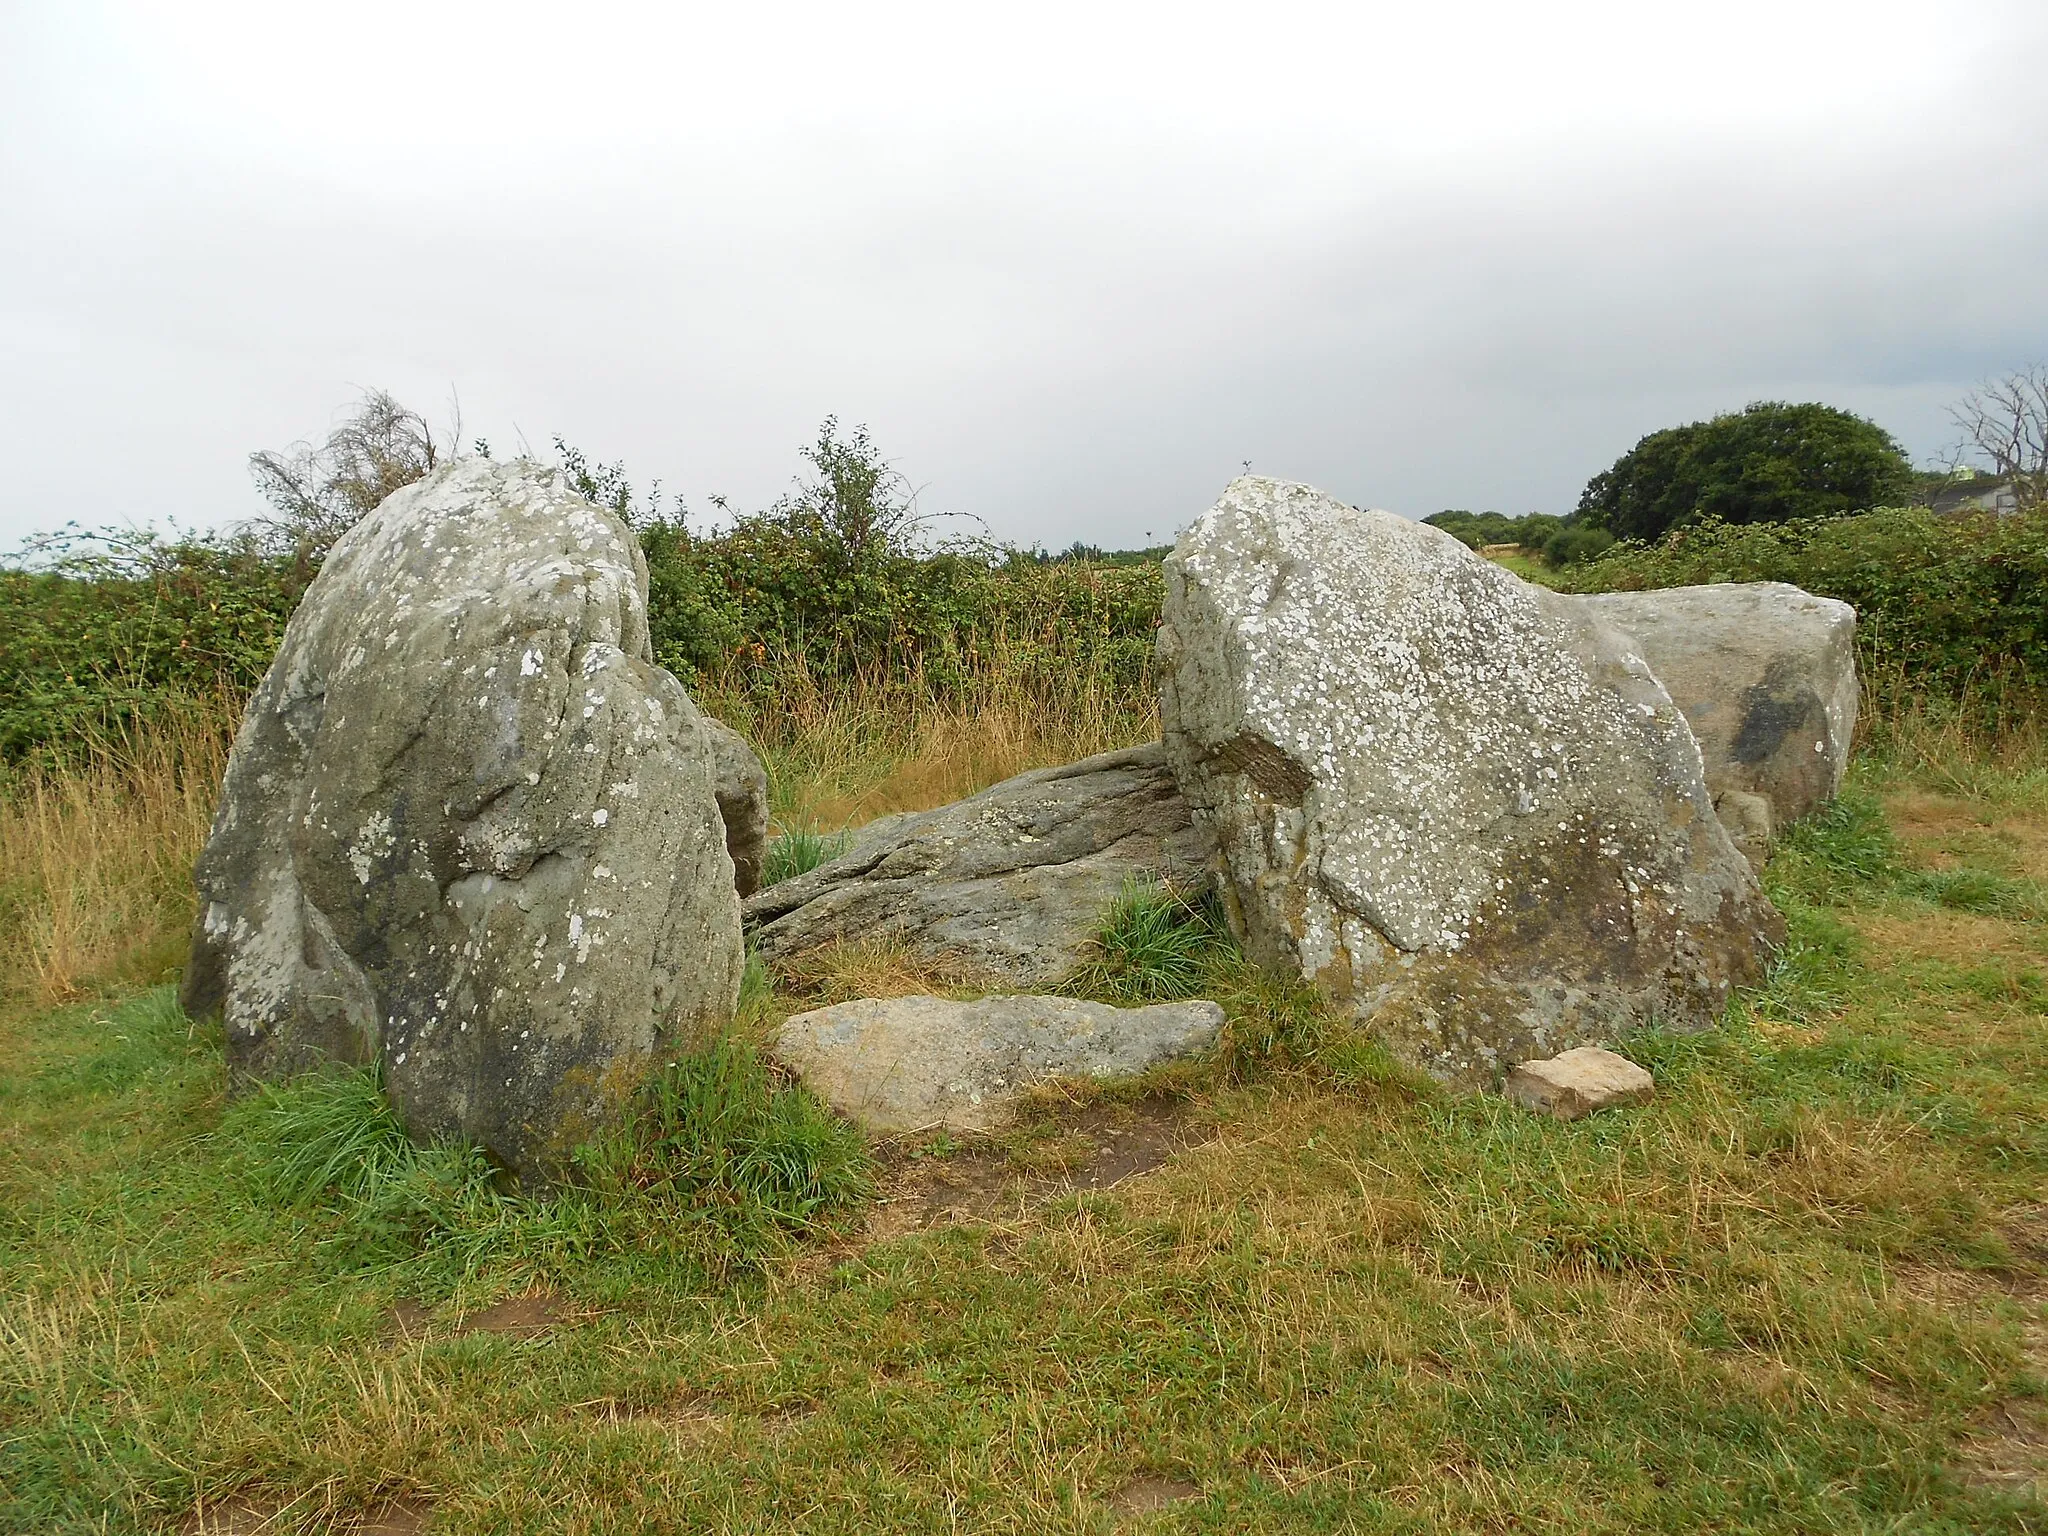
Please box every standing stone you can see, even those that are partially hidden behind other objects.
[1572,583,1857,861]
[1158,477,1779,1084]
[743,745,1210,986]
[182,460,743,1182]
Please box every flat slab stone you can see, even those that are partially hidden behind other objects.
[1505,1046,1655,1120]
[774,994,1226,1133]
[744,745,1211,986]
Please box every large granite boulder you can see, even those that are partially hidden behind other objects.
[776,994,1225,1133]
[1571,583,1856,862]
[183,460,744,1182]
[743,745,1208,985]
[1158,477,1780,1084]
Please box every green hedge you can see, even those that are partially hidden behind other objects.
[0,546,312,760]
[0,525,1164,763]
[9,501,2042,764]
[640,521,1162,700]
[1556,506,2048,697]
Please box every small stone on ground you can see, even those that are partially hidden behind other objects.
[1505,1046,1655,1120]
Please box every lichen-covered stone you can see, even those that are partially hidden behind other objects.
[1571,583,1857,860]
[743,745,1211,985]
[1157,477,1779,1084]
[182,460,743,1183]
[775,993,1225,1132]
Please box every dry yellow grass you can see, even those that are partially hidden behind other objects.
[0,697,234,1006]
[0,644,1153,1012]
[698,643,1155,833]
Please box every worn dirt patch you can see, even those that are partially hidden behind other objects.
[358,1494,433,1534]
[382,1299,431,1344]
[455,1293,565,1336]
[571,1393,733,1433]
[1886,793,2048,881]
[1106,1476,1201,1516]
[884,1099,1205,1232]
[1963,1393,2048,1502]
[181,1495,289,1536]
[183,1489,433,1533]
[1858,909,2041,970]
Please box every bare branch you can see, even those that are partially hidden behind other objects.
[1948,364,2048,512]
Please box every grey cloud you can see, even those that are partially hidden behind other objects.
[3,9,2045,552]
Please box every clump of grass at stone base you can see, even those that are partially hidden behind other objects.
[216,992,870,1293]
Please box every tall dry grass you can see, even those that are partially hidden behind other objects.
[0,695,235,1007]
[0,642,1156,1010]
[1858,661,2048,808]
[7,632,2031,1016]
[699,640,1157,833]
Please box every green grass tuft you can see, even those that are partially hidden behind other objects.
[1769,784,1905,899]
[1069,879,1231,1003]
[761,825,852,887]
[583,1038,871,1248]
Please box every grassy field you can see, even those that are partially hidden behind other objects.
[3,694,2047,1533]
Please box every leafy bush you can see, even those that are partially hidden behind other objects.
[1577,401,1914,541]
[1560,506,2048,716]
[0,537,308,762]
[1538,524,1615,567]
[1424,509,1570,552]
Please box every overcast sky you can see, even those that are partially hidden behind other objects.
[4,1,2046,553]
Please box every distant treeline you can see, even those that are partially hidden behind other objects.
[1422,510,1615,567]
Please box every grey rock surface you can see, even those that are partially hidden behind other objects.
[1157,476,1779,1084]
[182,460,744,1182]
[1505,1046,1655,1120]
[775,993,1226,1133]
[1571,583,1857,856]
[743,745,1211,984]
[702,717,769,897]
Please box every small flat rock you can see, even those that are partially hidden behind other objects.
[1505,1046,1654,1120]
[775,994,1226,1133]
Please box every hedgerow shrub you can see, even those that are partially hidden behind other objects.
[1556,507,2048,706]
[0,521,1161,765]
[0,540,310,761]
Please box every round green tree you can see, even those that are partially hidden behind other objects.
[1577,401,1914,542]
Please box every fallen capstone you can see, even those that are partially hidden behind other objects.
[1158,476,1780,1085]
[775,994,1226,1133]
[182,460,744,1183]
[743,744,1211,985]
[1570,583,1857,864]
[1505,1046,1655,1120]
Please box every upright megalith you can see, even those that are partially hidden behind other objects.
[183,460,745,1182]
[1157,477,1779,1083]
